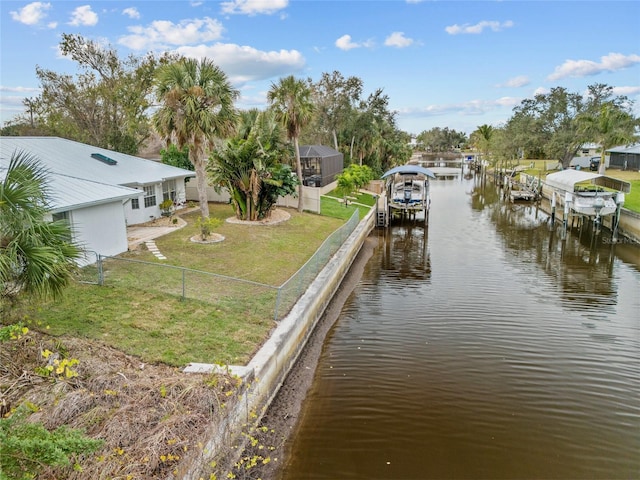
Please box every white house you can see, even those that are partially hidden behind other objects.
[0,136,195,264]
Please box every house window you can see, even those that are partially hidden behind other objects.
[52,211,71,240]
[131,198,140,210]
[162,179,177,202]
[143,185,156,208]
[52,211,69,222]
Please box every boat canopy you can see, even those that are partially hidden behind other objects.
[545,170,631,193]
[382,165,436,179]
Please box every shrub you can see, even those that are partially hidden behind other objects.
[0,403,103,479]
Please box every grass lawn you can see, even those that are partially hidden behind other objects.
[321,190,377,220]
[23,203,347,367]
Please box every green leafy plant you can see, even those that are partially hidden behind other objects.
[160,198,174,217]
[195,217,223,241]
[0,403,103,479]
[0,323,29,342]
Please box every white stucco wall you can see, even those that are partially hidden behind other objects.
[124,179,190,225]
[70,202,129,265]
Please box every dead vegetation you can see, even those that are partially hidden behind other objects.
[0,328,244,479]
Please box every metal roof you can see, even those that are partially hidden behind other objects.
[0,166,140,212]
[545,169,631,193]
[382,165,436,179]
[607,144,640,155]
[0,136,195,187]
[299,145,342,158]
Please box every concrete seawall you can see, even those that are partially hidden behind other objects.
[183,208,376,478]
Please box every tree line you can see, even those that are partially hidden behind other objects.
[3,34,639,213]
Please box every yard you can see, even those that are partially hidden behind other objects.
[22,203,352,367]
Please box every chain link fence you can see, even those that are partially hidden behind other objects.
[78,210,360,320]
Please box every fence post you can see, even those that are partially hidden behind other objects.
[182,269,186,301]
[97,254,104,286]
[274,287,282,321]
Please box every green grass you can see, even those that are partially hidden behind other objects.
[606,170,640,212]
[321,190,376,220]
[24,203,346,367]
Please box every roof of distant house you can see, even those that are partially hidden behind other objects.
[607,144,640,154]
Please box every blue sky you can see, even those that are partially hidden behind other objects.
[1,0,639,136]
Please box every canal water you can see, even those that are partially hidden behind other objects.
[280,174,640,479]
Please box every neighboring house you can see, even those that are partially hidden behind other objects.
[578,143,601,157]
[0,136,195,264]
[608,144,640,171]
[299,145,344,187]
[185,144,344,214]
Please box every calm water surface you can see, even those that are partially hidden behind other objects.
[281,175,640,480]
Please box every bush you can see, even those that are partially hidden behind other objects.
[0,403,103,479]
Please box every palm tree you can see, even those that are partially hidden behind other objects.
[1,151,81,310]
[267,75,315,212]
[578,102,638,174]
[209,109,297,220]
[153,58,238,220]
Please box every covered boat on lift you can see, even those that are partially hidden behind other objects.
[545,169,630,216]
[382,165,436,217]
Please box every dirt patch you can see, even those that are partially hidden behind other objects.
[190,233,225,244]
[226,208,291,226]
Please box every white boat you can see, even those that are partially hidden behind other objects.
[382,165,435,216]
[545,170,630,217]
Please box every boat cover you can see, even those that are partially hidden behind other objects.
[545,170,631,193]
[382,165,436,179]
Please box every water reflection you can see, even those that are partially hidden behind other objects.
[379,219,430,283]
[469,180,634,340]
[281,175,640,480]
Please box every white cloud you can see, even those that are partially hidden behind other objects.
[400,96,521,118]
[445,20,514,35]
[612,86,640,97]
[336,34,359,51]
[220,0,288,15]
[122,7,140,19]
[47,21,57,28]
[118,17,224,50]
[10,2,51,26]
[69,5,98,26]
[385,32,414,48]
[336,35,358,51]
[0,86,42,94]
[532,87,548,96]
[547,52,640,81]
[496,75,530,88]
[174,43,305,84]
[335,34,374,51]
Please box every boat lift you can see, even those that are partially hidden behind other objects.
[545,170,631,240]
[376,165,436,227]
